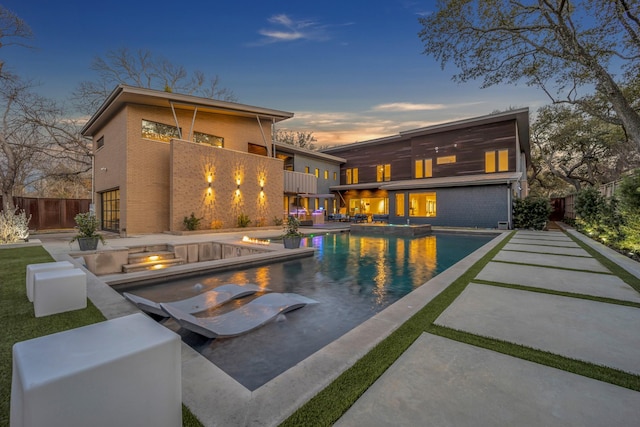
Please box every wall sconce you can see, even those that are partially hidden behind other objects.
[207,174,212,187]
[236,179,241,196]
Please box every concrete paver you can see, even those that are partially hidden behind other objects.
[504,243,589,256]
[476,261,640,302]
[335,333,640,427]
[493,250,610,273]
[509,237,580,247]
[435,283,640,375]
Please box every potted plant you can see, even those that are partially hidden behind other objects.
[70,212,105,250]
[282,216,303,249]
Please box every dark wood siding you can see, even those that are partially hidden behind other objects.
[411,120,517,178]
[339,140,412,183]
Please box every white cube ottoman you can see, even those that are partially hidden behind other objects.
[33,268,87,318]
[11,313,182,427]
[25,261,74,302]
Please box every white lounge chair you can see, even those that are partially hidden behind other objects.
[123,283,262,317]
[160,293,318,338]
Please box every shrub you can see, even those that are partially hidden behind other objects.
[0,204,31,244]
[617,169,640,256]
[512,196,551,230]
[70,212,106,244]
[210,220,223,229]
[237,213,251,228]
[575,187,622,245]
[183,212,203,231]
[273,216,284,226]
[283,216,302,237]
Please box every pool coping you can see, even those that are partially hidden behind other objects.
[51,230,510,426]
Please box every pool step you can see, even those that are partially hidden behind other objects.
[122,251,185,273]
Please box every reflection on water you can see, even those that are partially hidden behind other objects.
[125,232,493,390]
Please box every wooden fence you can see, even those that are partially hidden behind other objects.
[1,197,92,230]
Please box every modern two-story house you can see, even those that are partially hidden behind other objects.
[323,109,530,229]
[80,85,344,235]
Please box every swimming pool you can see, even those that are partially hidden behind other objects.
[121,232,495,390]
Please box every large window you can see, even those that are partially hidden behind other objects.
[346,168,359,184]
[376,164,391,182]
[142,119,180,142]
[485,149,509,173]
[349,197,388,215]
[100,188,120,232]
[415,159,433,178]
[409,192,437,217]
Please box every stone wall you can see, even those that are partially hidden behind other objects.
[170,139,284,232]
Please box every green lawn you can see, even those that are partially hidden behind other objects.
[0,246,203,427]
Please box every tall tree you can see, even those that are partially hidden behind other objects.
[419,0,640,150]
[73,47,237,115]
[275,129,318,150]
[530,104,637,194]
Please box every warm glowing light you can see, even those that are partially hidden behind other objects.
[207,174,212,183]
[236,178,241,186]
[242,236,270,245]
[148,255,159,261]
[151,264,165,270]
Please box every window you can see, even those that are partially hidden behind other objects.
[395,193,405,216]
[100,188,120,232]
[415,159,432,178]
[142,119,180,142]
[349,197,388,215]
[96,136,104,150]
[376,164,391,182]
[333,171,337,181]
[485,149,509,173]
[409,192,437,217]
[305,166,310,174]
[436,155,456,165]
[194,132,224,147]
[315,168,319,178]
[324,170,329,180]
[346,168,359,184]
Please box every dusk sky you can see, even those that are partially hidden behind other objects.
[4,0,547,146]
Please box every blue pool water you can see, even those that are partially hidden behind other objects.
[126,232,495,390]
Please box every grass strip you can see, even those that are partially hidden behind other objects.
[491,259,614,275]
[565,232,640,294]
[472,279,640,309]
[0,246,204,427]
[427,324,640,391]
[280,232,514,426]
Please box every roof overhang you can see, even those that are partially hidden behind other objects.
[81,84,294,137]
[379,172,523,191]
[329,183,384,191]
[297,193,335,198]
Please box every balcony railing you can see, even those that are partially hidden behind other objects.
[284,170,317,194]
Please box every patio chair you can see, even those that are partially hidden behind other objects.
[123,283,262,317]
[160,292,318,338]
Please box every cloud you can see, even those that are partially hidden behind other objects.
[255,14,329,44]
[372,102,447,112]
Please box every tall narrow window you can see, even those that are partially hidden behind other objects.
[100,188,120,232]
[425,159,432,177]
[96,136,104,150]
[415,160,423,178]
[485,151,496,173]
[333,171,337,181]
[315,168,319,178]
[305,166,310,174]
[395,193,405,216]
[324,170,329,179]
[498,149,509,171]
[376,164,391,182]
[346,169,352,184]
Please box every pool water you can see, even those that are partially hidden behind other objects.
[124,232,494,390]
